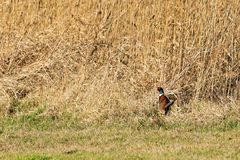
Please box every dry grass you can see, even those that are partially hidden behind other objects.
[0,0,240,124]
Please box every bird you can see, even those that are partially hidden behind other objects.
[157,87,176,115]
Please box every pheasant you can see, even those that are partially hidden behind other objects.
[157,87,176,115]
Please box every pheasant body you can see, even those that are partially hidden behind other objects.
[157,87,176,115]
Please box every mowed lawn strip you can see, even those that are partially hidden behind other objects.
[0,122,239,160]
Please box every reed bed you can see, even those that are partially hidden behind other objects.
[0,0,239,124]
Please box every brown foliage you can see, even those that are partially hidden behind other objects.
[0,0,239,112]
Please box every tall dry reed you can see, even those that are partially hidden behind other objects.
[0,0,239,121]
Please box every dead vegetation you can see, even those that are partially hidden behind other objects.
[0,0,239,123]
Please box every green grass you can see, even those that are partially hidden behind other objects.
[0,115,240,160]
[0,101,239,159]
